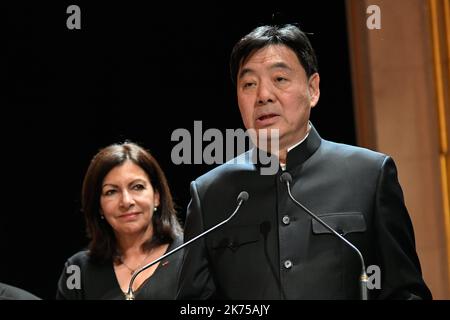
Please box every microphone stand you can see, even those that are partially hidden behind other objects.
[124,191,249,300]
[281,173,369,300]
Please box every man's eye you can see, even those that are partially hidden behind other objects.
[243,82,256,88]
[276,77,287,82]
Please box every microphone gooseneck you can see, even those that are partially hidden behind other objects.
[124,190,249,300]
[280,172,369,300]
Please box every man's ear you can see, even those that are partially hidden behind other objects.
[308,73,320,108]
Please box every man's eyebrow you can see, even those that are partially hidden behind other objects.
[238,68,254,79]
[270,62,293,71]
[239,62,293,79]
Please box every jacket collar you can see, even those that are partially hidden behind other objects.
[247,123,322,174]
[285,123,322,171]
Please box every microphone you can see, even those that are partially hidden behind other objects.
[279,172,369,300]
[124,191,250,300]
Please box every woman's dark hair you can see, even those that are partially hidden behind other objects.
[82,142,182,263]
[230,24,318,84]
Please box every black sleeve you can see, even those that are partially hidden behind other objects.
[56,258,84,300]
[177,181,216,299]
[374,156,432,299]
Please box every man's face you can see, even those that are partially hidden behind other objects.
[237,44,320,150]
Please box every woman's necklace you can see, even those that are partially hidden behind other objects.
[119,249,154,275]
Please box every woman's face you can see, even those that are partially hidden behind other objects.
[100,160,160,237]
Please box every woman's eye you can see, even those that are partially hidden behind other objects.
[132,184,145,191]
[104,189,116,196]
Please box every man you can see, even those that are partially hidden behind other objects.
[177,24,431,299]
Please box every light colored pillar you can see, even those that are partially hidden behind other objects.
[346,0,450,299]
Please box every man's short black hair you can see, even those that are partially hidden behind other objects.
[230,24,318,84]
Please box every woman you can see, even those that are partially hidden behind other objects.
[57,142,183,299]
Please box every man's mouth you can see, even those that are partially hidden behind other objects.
[258,114,278,121]
[255,114,279,126]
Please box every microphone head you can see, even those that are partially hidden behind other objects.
[280,172,293,183]
[237,191,249,203]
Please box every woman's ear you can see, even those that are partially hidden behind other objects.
[99,208,105,220]
[154,191,160,208]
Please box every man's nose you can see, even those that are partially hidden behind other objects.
[256,82,275,105]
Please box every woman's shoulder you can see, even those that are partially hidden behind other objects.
[165,234,184,265]
[171,234,183,248]
[65,250,91,267]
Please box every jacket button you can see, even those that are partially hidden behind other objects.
[284,260,293,269]
[282,215,290,225]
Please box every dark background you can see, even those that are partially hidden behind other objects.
[4,1,355,299]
